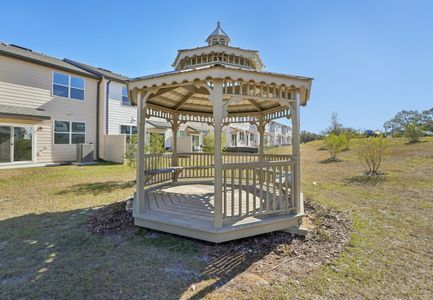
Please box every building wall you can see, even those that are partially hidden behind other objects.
[0,55,98,163]
[107,81,136,135]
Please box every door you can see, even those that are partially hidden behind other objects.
[0,125,33,163]
[13,126,33,162]
[0,126,11,163]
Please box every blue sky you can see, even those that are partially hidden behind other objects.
[1,0,432,133]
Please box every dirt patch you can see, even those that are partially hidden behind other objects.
[197,199,351,291]
[87,200,136,239]
[87,199,351,291]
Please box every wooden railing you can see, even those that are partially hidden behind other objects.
[222,160,296,220]
[143,152,293,183]
[143,153,173,184]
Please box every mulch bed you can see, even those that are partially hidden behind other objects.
[87,198,351,286]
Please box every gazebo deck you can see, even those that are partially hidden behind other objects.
[134,180,302,243]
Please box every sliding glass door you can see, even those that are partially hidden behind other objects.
[0,126,11,163]
[0,125,33,163]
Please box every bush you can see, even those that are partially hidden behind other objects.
[323,134,349,161]
[353,137,388,175]
[300,131,323,143]
[124,133,165,168]
[404,123,422,143]
[203,132,226,153]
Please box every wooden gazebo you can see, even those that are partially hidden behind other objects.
[127,23,313,243]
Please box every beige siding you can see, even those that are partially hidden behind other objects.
[0,55,99,163]
[107,81,136,134]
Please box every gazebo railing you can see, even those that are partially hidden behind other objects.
[222,160,296,221]
[142,152,293,183]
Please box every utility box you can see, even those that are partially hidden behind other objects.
[76,144,94,163]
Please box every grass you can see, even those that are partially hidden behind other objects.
[1,137,433,299]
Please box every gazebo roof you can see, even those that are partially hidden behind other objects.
[127,24,313,120]
[128,64,312,114]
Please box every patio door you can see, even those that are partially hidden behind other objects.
[0,125,33,163]
[0,126,11,163]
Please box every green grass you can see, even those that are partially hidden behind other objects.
[1,138,433,299]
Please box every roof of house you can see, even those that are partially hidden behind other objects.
[64,59,129,82]
[146,119,172,129]
[0,104,51,120]
[0,42,99,79]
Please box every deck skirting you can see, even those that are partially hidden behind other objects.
[134,210,302,243]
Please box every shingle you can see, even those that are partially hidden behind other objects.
[0,43,99,78]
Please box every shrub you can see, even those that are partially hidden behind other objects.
[124,133,165,168]
[203,132,226,153]
[353,137,388,175]
[404,123,422,143]
[323,134,349,161]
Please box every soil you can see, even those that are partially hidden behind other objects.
[87,198,351,289]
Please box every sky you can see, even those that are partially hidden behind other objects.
[1,0,432,133]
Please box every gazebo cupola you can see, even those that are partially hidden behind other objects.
[206,21,231,46]
[172,22,265,71]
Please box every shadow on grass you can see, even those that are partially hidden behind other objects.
[56,180,135,196]
[0,204,276,299]
[320,157,342,164]
[346,174,387,185]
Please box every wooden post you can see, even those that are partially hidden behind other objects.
[171,113,179,167]
[291,89,301,214]
[210,80,224,228]
[134,90,149,215]
[258,115,265,162]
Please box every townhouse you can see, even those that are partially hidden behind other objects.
[0,42,292,168]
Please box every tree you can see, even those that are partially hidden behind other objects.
[323,133,349,161]
[325,112,343,135]
[124,133,165,168]
[300,131,324,143]
[383,110,423,135]
[203,132,226,153]
[353,137,388,175]
[404,123,422,143]
[146,133,165,153]
[421,108,433,131]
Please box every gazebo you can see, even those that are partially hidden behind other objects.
[127,23,313,243]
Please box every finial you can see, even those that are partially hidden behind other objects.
[217,21,220,27]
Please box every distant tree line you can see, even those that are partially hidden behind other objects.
[384,108,433,136]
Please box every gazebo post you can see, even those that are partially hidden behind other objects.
[135,90,150,215]
[210,80,224,228]
[171,113,179,168]
[258,115,265,162]
[291,89,302,214]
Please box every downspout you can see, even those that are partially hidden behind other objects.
[96,78,102,159]
[105,80,111,134]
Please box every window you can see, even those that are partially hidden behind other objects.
[53,72,85,100]
[54,121,85,144]
[239,132,245,141]
[120,125,137,142]
[122,86,131,106]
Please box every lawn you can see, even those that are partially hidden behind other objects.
[1,138,432,299]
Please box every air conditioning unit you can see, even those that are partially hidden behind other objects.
[76,144,94,163]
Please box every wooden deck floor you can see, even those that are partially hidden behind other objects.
[137,180,301,243]
[145,180,292,221]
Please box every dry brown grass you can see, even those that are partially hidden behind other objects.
[1,137,433,299]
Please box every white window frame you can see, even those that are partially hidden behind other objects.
[120,124,137,137]
[121,86,131,106]
[53,120,86,145]
[52,72,86,101]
